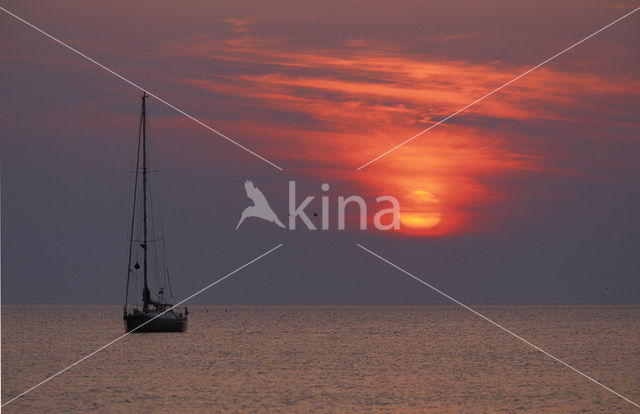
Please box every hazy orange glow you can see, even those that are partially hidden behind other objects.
[399,190,442,233]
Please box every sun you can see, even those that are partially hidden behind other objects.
[399,190,442,232]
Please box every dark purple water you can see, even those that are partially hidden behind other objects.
[2,305,639,412]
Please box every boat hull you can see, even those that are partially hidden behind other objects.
[124,314,188,333]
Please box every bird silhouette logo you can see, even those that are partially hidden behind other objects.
[236,180,285,229]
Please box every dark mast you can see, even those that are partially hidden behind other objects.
[140,92,151,313]
[124,92,152,315]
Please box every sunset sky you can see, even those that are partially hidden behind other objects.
[2,0,639,304]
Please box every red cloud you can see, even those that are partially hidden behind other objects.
[159,34,638,235]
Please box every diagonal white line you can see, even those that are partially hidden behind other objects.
[1,243,284,408]
[356,6,640,170]
[356,243,640,409]
[0,6,283,171]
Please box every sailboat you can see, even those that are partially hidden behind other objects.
[123,93,188,333]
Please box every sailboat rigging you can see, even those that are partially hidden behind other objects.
[123,93,188,333]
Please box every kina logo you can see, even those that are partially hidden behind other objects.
[236,180,401,231]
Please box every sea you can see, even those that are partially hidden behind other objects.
[2,305,639,413]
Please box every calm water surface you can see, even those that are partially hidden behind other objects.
[2,305,639,412]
